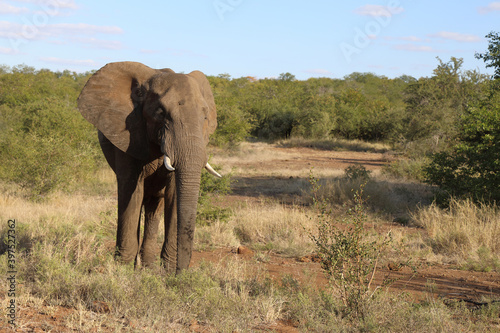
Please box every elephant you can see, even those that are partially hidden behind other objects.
[77,61,221,273]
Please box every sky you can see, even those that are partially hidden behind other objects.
[0,0,499,80]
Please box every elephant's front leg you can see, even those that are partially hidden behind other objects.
[115,153,144,264]
[161,172,177,273]
[140,193,164,267]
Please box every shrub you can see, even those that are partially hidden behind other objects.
[308,172,391,319]
[344,164,371,181]
[197,161,232,226]
[0,98,100,199]
[424,84,500,204]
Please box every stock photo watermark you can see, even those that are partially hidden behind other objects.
[9,0,72,51]
[6,219,17,327]
[213,0,244,21]
[340,0,404,63]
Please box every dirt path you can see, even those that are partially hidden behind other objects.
[192,248,500,303]
[203,143,500,304]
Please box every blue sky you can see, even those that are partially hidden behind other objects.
[0,0,499,80]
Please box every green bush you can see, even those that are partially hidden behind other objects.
[424,83,500,204]
[398,57,490,157]
[382,158,428,182]
[344,164,371,181]
[197,161,232,226]
[209,75,252,147]
[209,72,408,143]
[0,67,100,199]
[308,172,391,319]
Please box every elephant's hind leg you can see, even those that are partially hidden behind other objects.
[140,193,164,266]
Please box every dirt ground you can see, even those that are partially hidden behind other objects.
[200,144,500,304]
[5,143,500,332]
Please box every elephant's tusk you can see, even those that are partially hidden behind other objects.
[205,162,222,178]
[163,155,175,171]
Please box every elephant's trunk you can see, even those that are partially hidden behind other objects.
[167,134,205,272]
[174,167,202,272]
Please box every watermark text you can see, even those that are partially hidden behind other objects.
[6,219,17,327]
[213,0,244,21]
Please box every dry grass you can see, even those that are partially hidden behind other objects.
[231,202,316,256]
[1,139,499,331]
[209,141,289,174]
[195,199,317,257]
[312,175,433,220]
[0,184,116,238]
[277,137,391,153]
[413,199,500,267]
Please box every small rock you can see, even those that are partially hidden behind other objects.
[298,256,311,263]
[387,262,401,271]
[91,301,111,313]
[298,254,321,263]
[237,246,254,257]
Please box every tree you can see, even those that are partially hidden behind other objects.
[278,72,296,81]
[425,34,500,204]
[399,57,488,155]
[475,31,500,79]
[424,90,500,203]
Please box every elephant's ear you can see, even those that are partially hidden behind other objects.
[77,61,157,160]
[188,70,217,136]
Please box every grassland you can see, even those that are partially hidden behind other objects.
[1,141,499,332]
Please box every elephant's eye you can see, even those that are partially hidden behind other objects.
[202,106,208,117]
[155,107,166,119]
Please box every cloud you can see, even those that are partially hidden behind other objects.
[0,47,18,54]
[10,0,78,10]
[0,20,123,51]
[387,35,422,42]
[45,23,123,35]
[0,21,123,39]
[393,44,435,52]
[0,21,26,39]
[354,4,404,17]
[0,3,29,14]
[40,57,97,67]
[428,31,481,43]
[478,2,500,14]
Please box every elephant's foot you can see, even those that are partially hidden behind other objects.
[160,252,176,274]
[139,250,158,268]
[114,246,139,265]
[160,259,176,274]
[161,241,177,273]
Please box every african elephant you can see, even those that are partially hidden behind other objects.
[77,61,221,273]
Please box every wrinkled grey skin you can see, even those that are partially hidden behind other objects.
[78,62,217,273]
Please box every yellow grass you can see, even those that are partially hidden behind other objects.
[1,137,499,331]
[230,201,316,256]
[277,136,391,152]
[0,187,115,228]
[413,199,500,263]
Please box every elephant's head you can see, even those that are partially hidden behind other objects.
[77,61,220,271]
[77,61,219,174]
